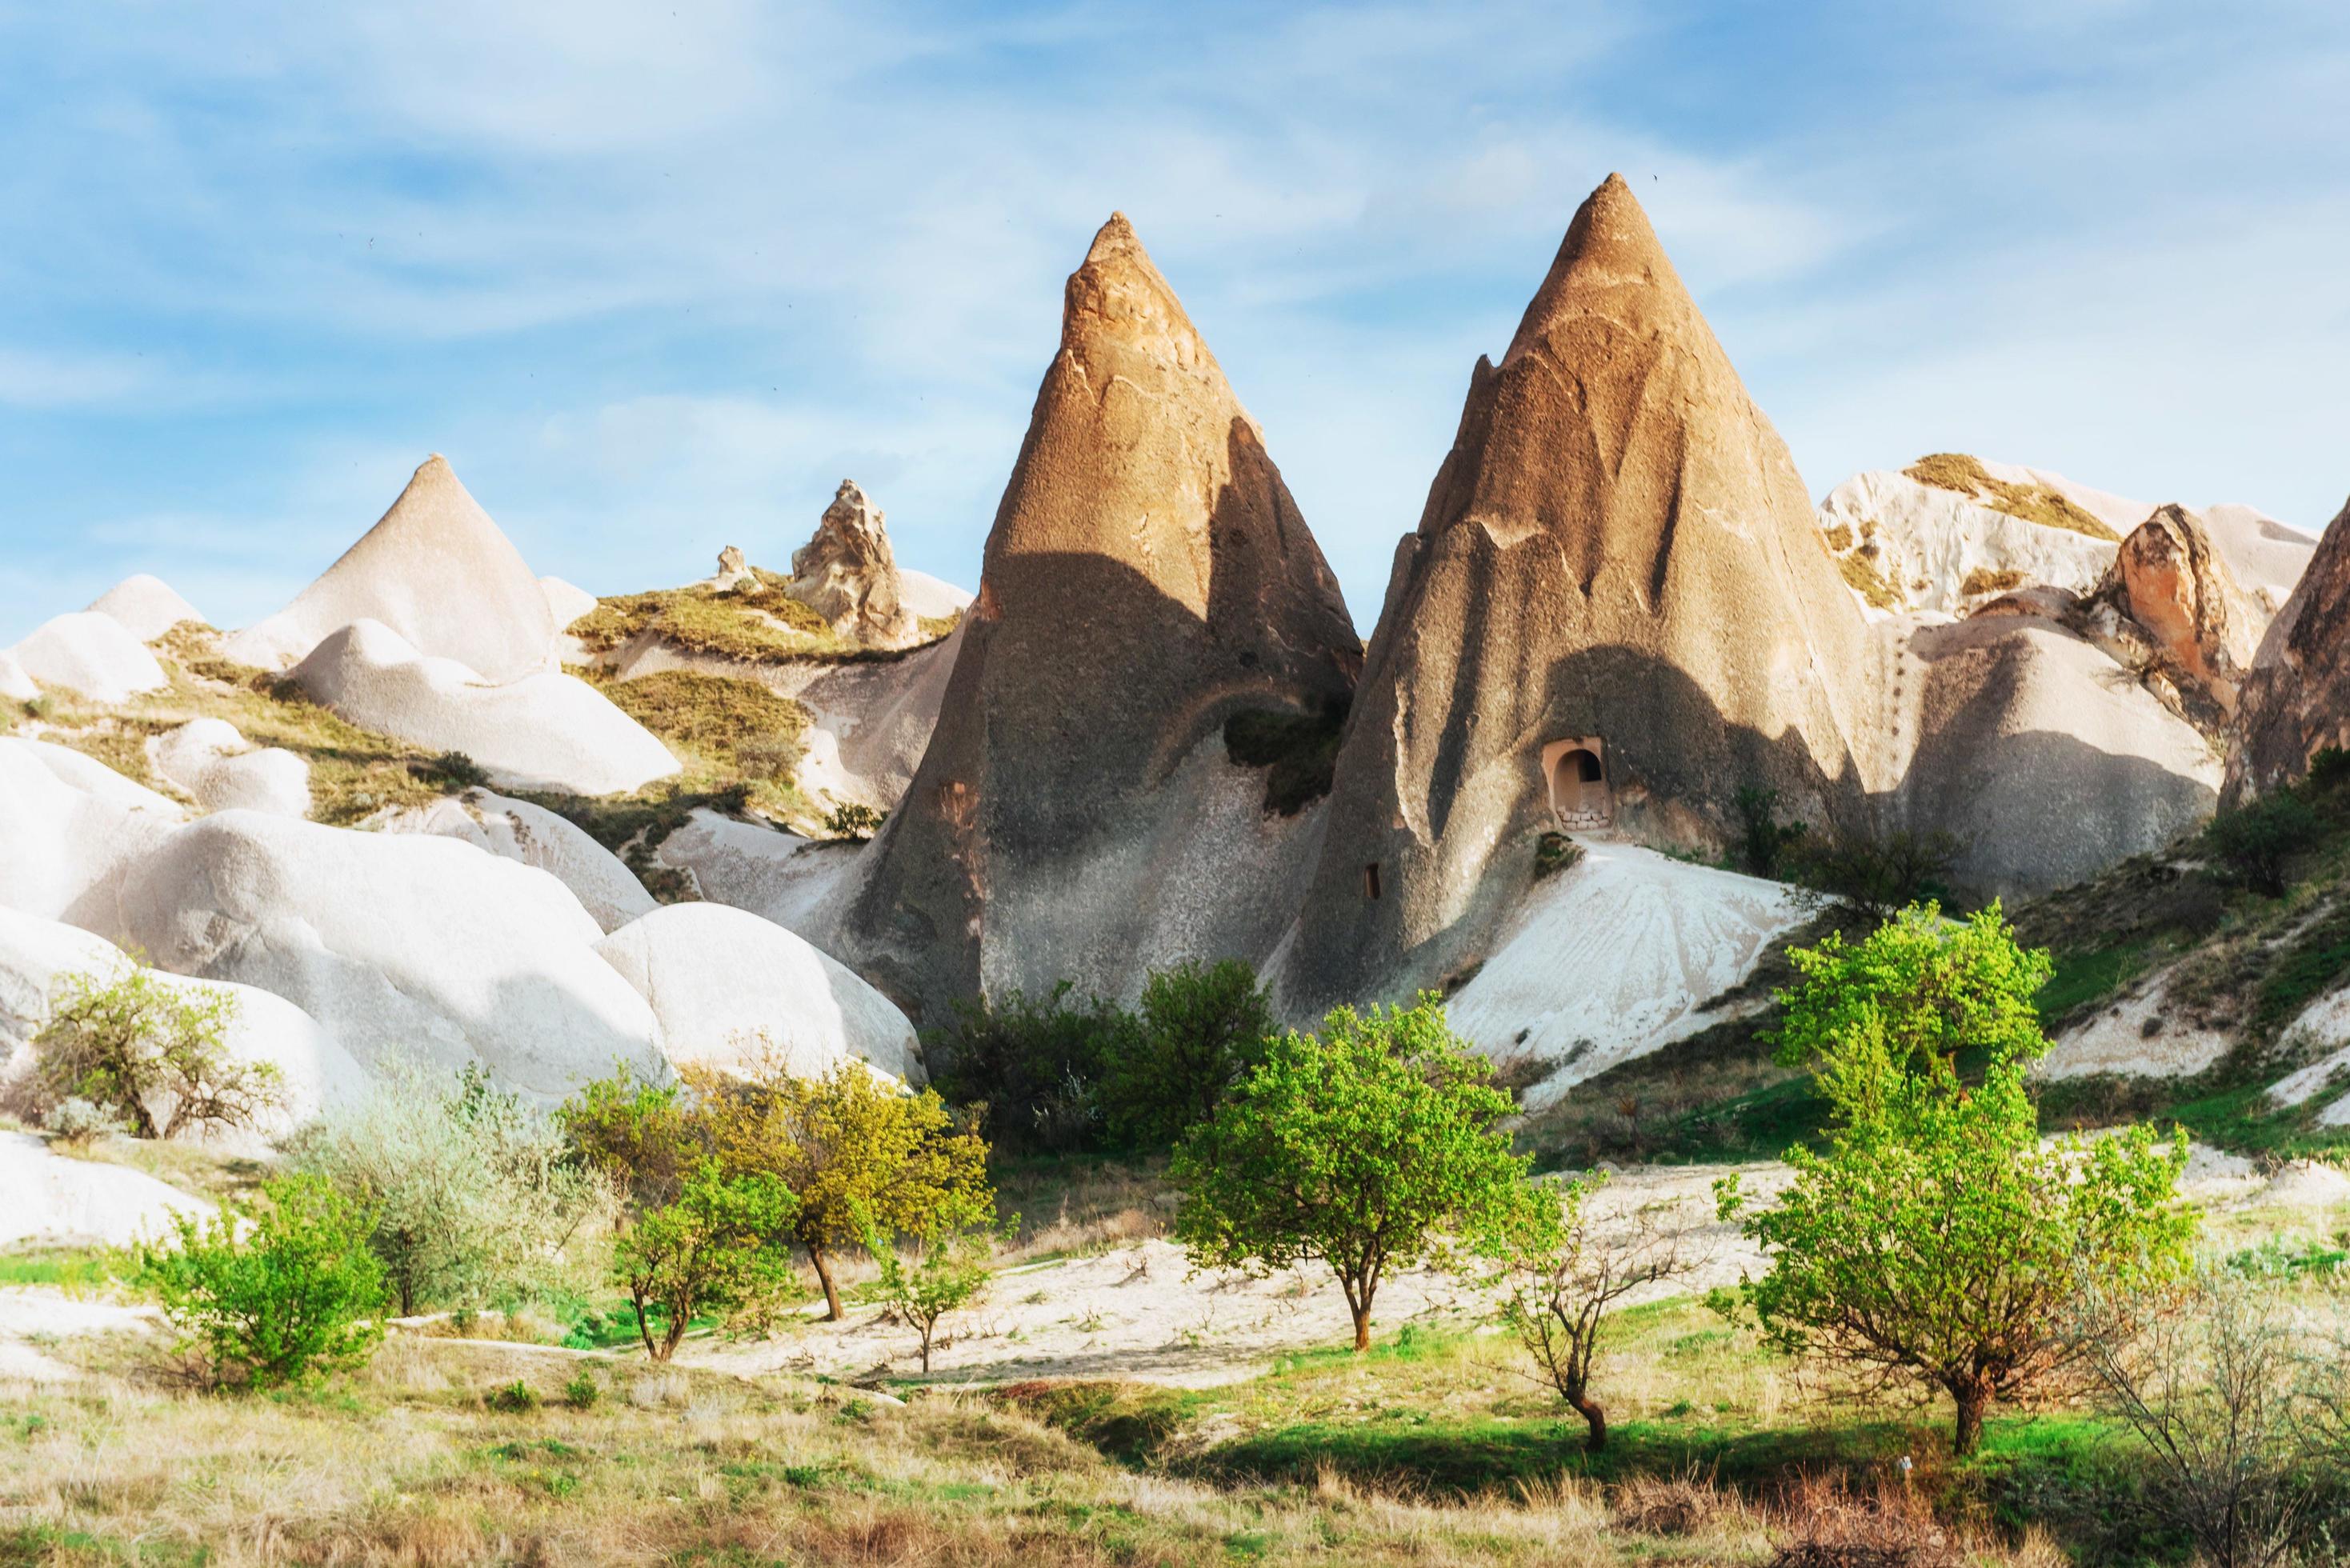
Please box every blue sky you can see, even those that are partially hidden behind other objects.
[3,1,2347,645]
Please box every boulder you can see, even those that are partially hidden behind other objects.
[371,788,655,933]
[224,454,557,681]
[2075,504,2260,724]
[539,576,599,633]
[2227,493,2350,804]
[836,214,1361,1022]
[786,482,918,647]
[0,907,370,1142]
[288,618,679,796]
[648,808,857,932]
[147,718,311,818]
[0,738,186,929]
[6,612,168,704]
[85,574,206,642]
[1278,174,1873,1012]
[114,810,667,1098]
[711,545,755,593]
[595,903,923,1083]
[0,1129,210,1249]
[0,652,34,703]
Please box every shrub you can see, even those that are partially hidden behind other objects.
[1533,830,1582,879]
[134,1174,387,1389]
[929,982,1139,1155]
[422,750,488,790]
[485,1378,539,1413]
[1724,904,2194,1454]
[2206,790,2322,898]
[562,1370,601,1410]
[1733,784,1806,879]
[823,802,885,841]
[557,1066,700,1213]
[288,1058,611,1317]
[691,1052,993,1322]
[42,1095,126,1150]
[1788,818,1960,922]
[612,1162,798,1361]
[1172,995,1541,1351]
[1100,959,1275,1151]
[32,960,281,1140]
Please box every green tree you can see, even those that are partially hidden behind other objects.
[1723,903,2195,1454]
[2206,790,2322,898]
[557,1066,700,1213]
[691,1052,993,1322]
[1103,959,1275,1150]
[134,1173,387,1389]
[613,1161,798,1362]
[929,982,1138,1154]
[288,1057,610,1316]
[33,961,282,1140]
[1171,996,1539,1352]
[861,1218,995,1374]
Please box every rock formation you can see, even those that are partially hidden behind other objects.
[85,575,205,642]
[0,652,35,703]
[224,454,556,680]
[2074,504,2260,726]
[2227,494,2350,803]
[373,788,656,933]
[539,577,599,633]
[786,482,918,647]
[6,613,168,704]
[147,719,312,818]
[1275,174,1875,1012]
[711,545,754,593]
[834,213,1361,1021]
[897,570,974,623]
[593,903,923,1083]
[0,738,185,930]
[1816,467,2120,618]
[114,810,668,1098]
[289,619,679,796]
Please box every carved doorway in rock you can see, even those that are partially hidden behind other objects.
[1541,738,1612,830]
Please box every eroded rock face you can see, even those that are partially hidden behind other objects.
[2075,504,2259,726]
[712,545,754,593]
[786,482,916,648]
[833,214,1360,1022]
[2228,494,2350,803]
[1274,174,1875,1014]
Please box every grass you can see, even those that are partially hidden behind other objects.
[1960,566,2026,599]
[1904,452,2121,542]
[570,578,955,667]
[1834,548,1902,610]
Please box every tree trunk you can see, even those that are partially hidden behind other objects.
[1569,1393,1607,1453]
[1951,1379,1990,1456]
[811,1246,844,1322]
[1349,1300,1371,1352]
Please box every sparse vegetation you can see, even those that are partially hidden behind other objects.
[1834,547,1903,610]
[862,1220,997,1373]
[1789,817,1962,922]
[823,799,886,840]
[1904,451,2120,541]
[570,578,954,666]
[2207,789,2324,898]
[611,1161,798,1361]
[1960,565,2026,599]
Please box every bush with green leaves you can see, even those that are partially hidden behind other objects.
[42,1095,127,1149]
[1172,995,1540,1351]
[556,1066,699,1212]
[1721,903,2195,1455]
[1100,958,1275,1151]
[613,1161,798,1361]
[1788,819,1962,922]
[691,1051,994,1322]
[287,1057,610,1317]
[861,1217,995,1374]
[928,982,1139,1154]
[134,1173,387,1389]
[32,960,281,1140]
[2206,790,2323,898]
[823,802,886,841]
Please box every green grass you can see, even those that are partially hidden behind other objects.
[0,1247,116,1291]
[2036,939,2152,1028]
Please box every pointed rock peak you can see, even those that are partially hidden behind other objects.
[1063,211,1207,370]
[1506,171,1691,363]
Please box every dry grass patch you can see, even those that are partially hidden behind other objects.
[1904,453,2120,542]
[1836,550,1903,611]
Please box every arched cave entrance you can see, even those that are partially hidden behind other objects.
[1541,737,1613,830]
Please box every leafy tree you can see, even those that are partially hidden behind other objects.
[288,1057,610,1316]
[1722,902,2194,1454]
[134,1173,387,1388]
[557,1066,701,1213]
[613,1161,798,1361]
[929,982,1139,1154]
[861,1218,995,1374]
[2206,790,2322,898]
[1103,959,1275,1150]
[33,961,282,1140]
[1502,1171,1700,1452]
[1172,996,1539,1351]
[690,1053,993,1322]
[1790,820,1961,922]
